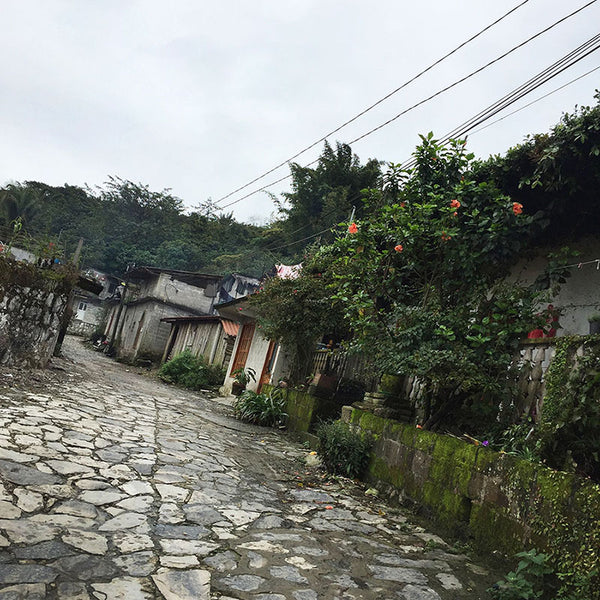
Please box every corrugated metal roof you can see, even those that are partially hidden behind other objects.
[161,315,220,323]
[221,319,239,337]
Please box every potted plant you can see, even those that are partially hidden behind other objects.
[588,314,600,335]
[231,367,256,396]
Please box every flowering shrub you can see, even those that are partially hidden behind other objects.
[321,134,553,432]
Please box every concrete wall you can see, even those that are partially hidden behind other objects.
[144,273,215,314]
[0,263,71,368]
[68,294,104,338]
[344,407,600,563]
[117,301,193,362]
[512,236,600,336]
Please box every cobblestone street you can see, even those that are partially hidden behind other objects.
[0,337,499,599]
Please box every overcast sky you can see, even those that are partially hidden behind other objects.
[1,1,598,223]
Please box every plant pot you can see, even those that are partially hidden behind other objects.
[231,382,245,396]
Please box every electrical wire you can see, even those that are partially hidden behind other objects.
[347,5,599,148]
[265,226,335,252]
[214,0,531,205]
[400,32,600,170]
[217,1,598,210]
[260,42,600,254]
[468,65,600,136]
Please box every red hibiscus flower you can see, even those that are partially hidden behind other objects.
[450,199,461,209]
[513,202,523,215]
[348,223,358,234]
[394,244,403,253]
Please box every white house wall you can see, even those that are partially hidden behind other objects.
[511,236,600,335]
[222,325,274,395]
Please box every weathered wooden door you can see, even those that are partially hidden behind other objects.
[230,322,255,374]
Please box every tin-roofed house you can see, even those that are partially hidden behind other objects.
[160,314,239,369]
[105,267,223,364]
[216,295,291,395]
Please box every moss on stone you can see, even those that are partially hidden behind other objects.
[469,503,525,555]
[357,410,386,435]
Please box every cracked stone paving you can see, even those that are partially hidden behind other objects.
[0,337,500,599]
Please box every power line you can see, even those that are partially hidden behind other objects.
[400,32,600,170]
[262,191,365,252]
[346,2,599,147]
[260,40,600,254]
[217,1,598,210]
[213,0,531,205]
[264,226,334,252]
[469,65,600,136]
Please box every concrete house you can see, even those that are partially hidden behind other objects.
[69,269,121,337]
[105,267,222,363]
[157,273,260,366]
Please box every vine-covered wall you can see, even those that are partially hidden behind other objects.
[0,258,75,368]
[344,407,600,588]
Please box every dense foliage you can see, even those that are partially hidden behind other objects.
[266,142,381,255]
[158,350,226,390]
[248,263,347,383]
[316,420,373,478]
[319,135,553,431]
[0,177,272,276]
[535,336,600,480]
[474,91,600,243]
[490,547,598,600]
[232,388,287,427]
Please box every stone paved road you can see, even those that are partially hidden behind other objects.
[0,337,498,599]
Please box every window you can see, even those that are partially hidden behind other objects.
[78,302,87,311]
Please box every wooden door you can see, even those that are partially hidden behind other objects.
[230,322,255,375]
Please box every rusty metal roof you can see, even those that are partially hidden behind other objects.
[160,314,239,337]
[221,319,239,337]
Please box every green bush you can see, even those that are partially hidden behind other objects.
[538,336,600,480]
[158,350,225,390]
[489,549,598,600]
[489,550,553,600]
[232,388,287,427]
[316,420,372,478]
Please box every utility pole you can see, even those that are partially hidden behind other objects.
[107,264,132,354]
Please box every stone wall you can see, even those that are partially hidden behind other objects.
[344,407,600,562]
[0,260,73,368]
[263,385,343,435]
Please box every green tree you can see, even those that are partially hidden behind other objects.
[275,142,381,257]
[249,263,347,383]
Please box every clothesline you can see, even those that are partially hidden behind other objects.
[546,258,600,272]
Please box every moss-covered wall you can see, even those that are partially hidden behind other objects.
[262,385,317,433]
[345,407,600,565]
[262,385,346,435]
[0,258,75,368]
